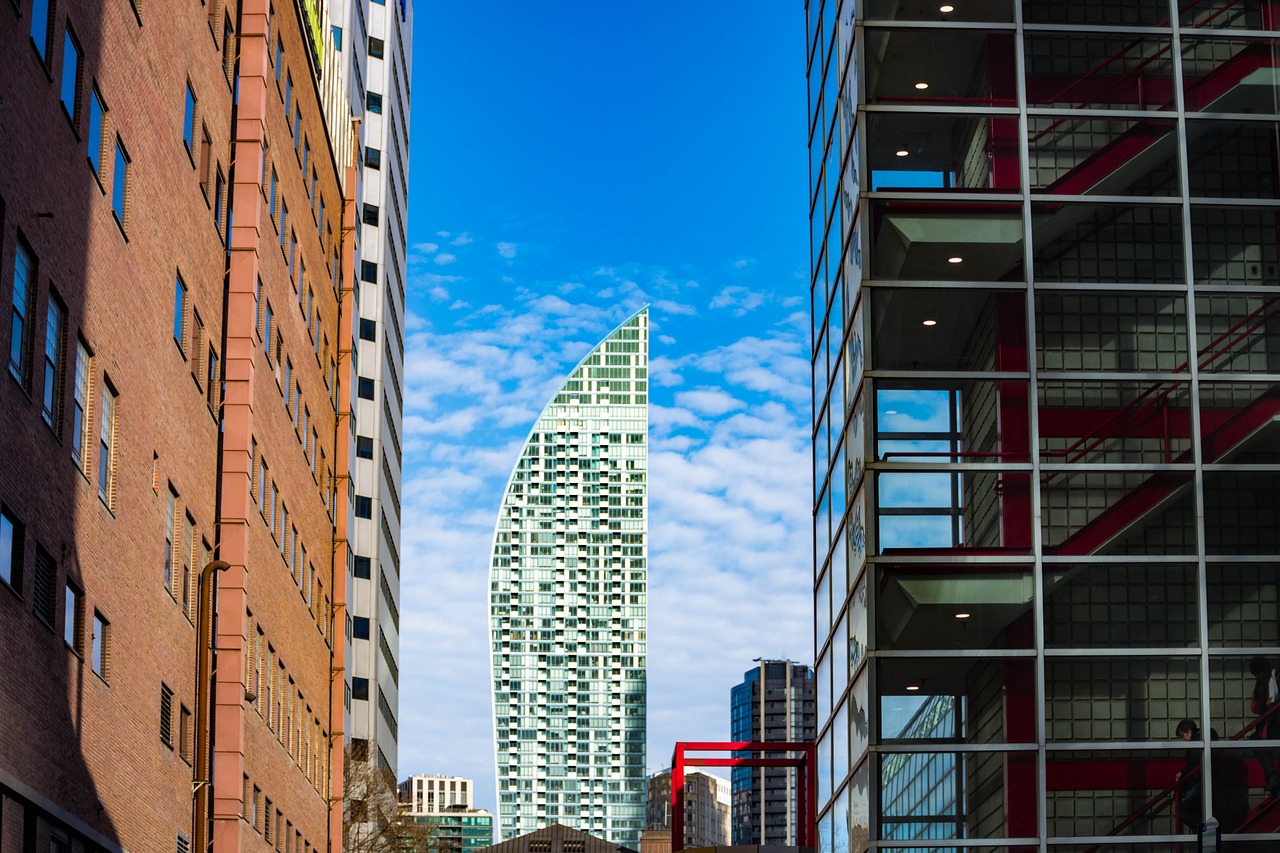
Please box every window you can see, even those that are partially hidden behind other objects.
[160,683,174,747]
[92,611,109,680]
[98,380,117,507]
[183,83,196,155]
[362,204,379,227]
[365,147,381,170]
[30,0,50,62]
[289,232,297,281]
[191,312,204,386]
[269,168,278,222]
[173,276,187,352]
[207,345,219,408]
[33,545,55,625]
[1,507,24,591]
[61,28,82,124]
[264,303,274,362]
[366,92,382,114]
[65,581,83,652]
[199,125,212,198]
[331,25,342,50]
[112,138,130,230]
[214,167,226,239]
[368,37,384,59]
[42,294,65,429]
[258,458,269,516]
[87,88,105,178]
[10,236,34,387]
[71,339,91,467]
[222,14,235,81]
[354,495,372,519]
[165,487,177,593]
[356,436,373,459]
[351,677,369,700]
[292,108,301,147]
[354,555,371,579]
[361,261,377,283]
[284,74,292,117]
[359,318,376,342]
[352,616,370,640]
[182,513,194,618]
[179,704,192,761]
[357,377,375,400]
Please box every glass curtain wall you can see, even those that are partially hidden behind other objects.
[808,0,1280,849]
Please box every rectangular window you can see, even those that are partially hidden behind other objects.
[207,345,219,409]
[354,495,372,519]
[289,232,297,281]
[356,436,373,459]
[0,507,23,592]
[87,88,104,177]
[92,611,109,679]
[179,704,192,761]
[264,303,274,363]
[269,168,278,222]
[214,167,226,238]
[191,313,204,386]
[173,276,187,352]
[42,294,65,429]
[317,198,324,237]
[357,377,374,400]
[354,555,370,579]
[368,37,384,59]
[302,142,310,190]
[366,92,382,114]
[280,202,288,247]
[33,545,55,626]
[361,260,377,283]
[10,236,34,387]
[359,318,376,342]
[293,382,301,427]
[30,0,50,62]
[112,138,129,229]
[183,83,196,154]
[61,28,81,124]
[71,339,91,467]
[292,109,300,147]
[160,683,174,747]
[365,147,381,170]
[284,74,292,117]
[332,24,341,50]
[362,204,379,227]
[258,458,269,516]
[351,677,369,700]
[65,581,83,652]
[182,513,194,618]
[98,379,117,507]
[352,616,370,639]
[165,487,176,593]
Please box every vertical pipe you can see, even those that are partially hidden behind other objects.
[193,560,228,853]
[672,746,686,853]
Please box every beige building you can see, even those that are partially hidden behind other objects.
[647,770,730,849]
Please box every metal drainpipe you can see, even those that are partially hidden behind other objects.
[193,559,230,853]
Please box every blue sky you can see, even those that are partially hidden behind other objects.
[397,2,812,814]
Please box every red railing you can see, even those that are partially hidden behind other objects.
[1081,702,1280,852]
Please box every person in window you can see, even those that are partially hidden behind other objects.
[1176,718,1205,830]
[1248,656,1280,796]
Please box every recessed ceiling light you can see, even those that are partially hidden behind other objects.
[922,319,938,326]
[955,612,971,620]
[906,685,920,692]
[895,148,910,157]
[948,256,963,264]
[940,4,955,12]
[915,82,930,90]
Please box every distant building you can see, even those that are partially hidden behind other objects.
[400,775,495,853]
[730,660,816,845]
[478,823,637,853]
[489,309,650,847]
[647,769,730,848]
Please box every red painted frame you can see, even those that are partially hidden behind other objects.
[670,741,817,852]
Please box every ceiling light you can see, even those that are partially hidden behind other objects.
[896,148,910,157]
[922,319,938,327]
[955,612,971,620]
[906,685,920,692]
[914,82,930,90]
[940,4,955,11]
[947,256,963,264]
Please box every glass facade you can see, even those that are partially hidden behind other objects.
[808,0,1280,848]
[489,309,649,848]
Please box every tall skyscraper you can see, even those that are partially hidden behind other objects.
[328,0,413,779]
[0,2,355,852]
[729,660,816,845]
[490,308,650,848]
[647,768,731,849]
[809,0,1280,847]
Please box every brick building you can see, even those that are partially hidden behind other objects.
[0,2,355,852]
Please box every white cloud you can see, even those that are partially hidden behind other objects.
[497,242,518,259]
[451,233,475,246]
[658,334,676,345]
[414,242,440,254]
[675,388,746,418]
[710,285,769,316]
[434,253,457,265]
[732,258,754,269]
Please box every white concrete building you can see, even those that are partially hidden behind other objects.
[328,0,413,776]
[489,309,650,848]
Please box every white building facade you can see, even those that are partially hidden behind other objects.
[328,0,413,776]
[489,309,651,848]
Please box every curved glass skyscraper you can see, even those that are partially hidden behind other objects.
[489,308,650,848]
